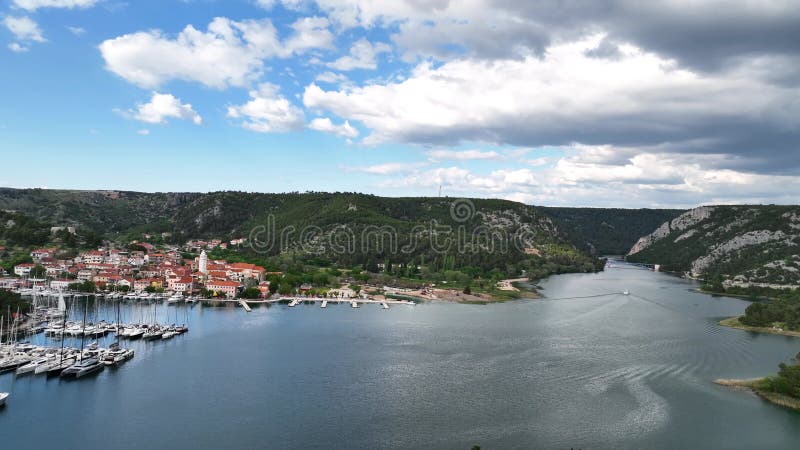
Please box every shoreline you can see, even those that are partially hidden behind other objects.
[385,287,540,305]
[695,288,773,301]
[718,317,800,338]
[714,378,800,411]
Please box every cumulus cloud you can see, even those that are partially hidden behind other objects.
[426,149,502,161]
[376,149,800,208]
[315,71,348,84]
[305,35,800,174]
[327,38,391,71]
[282,0,800,70]
[285,16,333,53]
[8,42,29,52]
[3,16,45,42]
[227,83,304,133]
[308,117,358,138]
[12,0,100,11]
[122,92,202,125]
[348,162,428,175]
[99,16,333,89]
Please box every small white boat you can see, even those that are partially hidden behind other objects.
[321,300,327,308]
[381,302,389,309]
[101,346,134,366]
[623,290,630,295]
[351,301,359,308]
[0,392,8,406]
[161,330,178,339]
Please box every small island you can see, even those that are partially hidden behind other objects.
[715,356,800,411]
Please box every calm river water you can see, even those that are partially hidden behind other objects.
[2,263,799,449]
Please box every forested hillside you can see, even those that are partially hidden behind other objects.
[541,207,683,255]
[627,205,800,288]
[0,188,604,278]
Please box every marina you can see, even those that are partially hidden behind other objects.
[0,291,413,392]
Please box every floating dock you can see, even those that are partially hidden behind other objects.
[238,300,252,312]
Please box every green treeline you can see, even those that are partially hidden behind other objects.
[739,290,800,331]
[756,357,800,400]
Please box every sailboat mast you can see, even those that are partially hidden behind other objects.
[60,309,66,364]
[116,299,120,346]
[80,295,87,359]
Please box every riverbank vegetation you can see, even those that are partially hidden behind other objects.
[716,354,800,411]
[204,244,590,301]
[718,289,800,332]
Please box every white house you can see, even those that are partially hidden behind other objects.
[50,279,72,291]
[14,263,35,277]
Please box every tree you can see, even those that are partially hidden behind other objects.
[0,289,30,314]
[69,280,96,293]
[350,284,361,295]
[240,287,261,299]
[278,283,293,295]
[463,285,472,295]
[30,264,46,278]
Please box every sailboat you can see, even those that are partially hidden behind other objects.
[102,300,134,366]
[0,310,31,373]
[42,297,74,376]
[15,357,50,376]
[61,296,104,379]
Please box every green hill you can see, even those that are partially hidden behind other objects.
[627,205,800,288]
[541,207,683,255]
[0,188,605,278]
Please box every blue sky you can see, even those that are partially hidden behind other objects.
[2,1,799,207]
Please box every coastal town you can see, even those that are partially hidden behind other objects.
[0,233,531,305]
[1,238,274,300]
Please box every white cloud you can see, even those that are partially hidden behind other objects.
[66,26,86,35]
[315,71,348,84]
[327,38,391,71]
[254,0,275,9]
[227,83,304,133]
[308,117,358,138]
[304,35,799,150]
[527,157,552,167]
[285,16,333,53]
[3,16,45,42]
[349,162,428,175]
[123,92,202,125]
[99,16,333,89]
[137,129,150,135]
[8,42,29,52]
[12,0,100,11]
[375,146,800,208]
[426,149,502,161]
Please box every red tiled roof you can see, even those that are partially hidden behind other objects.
[207,280,240,287]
